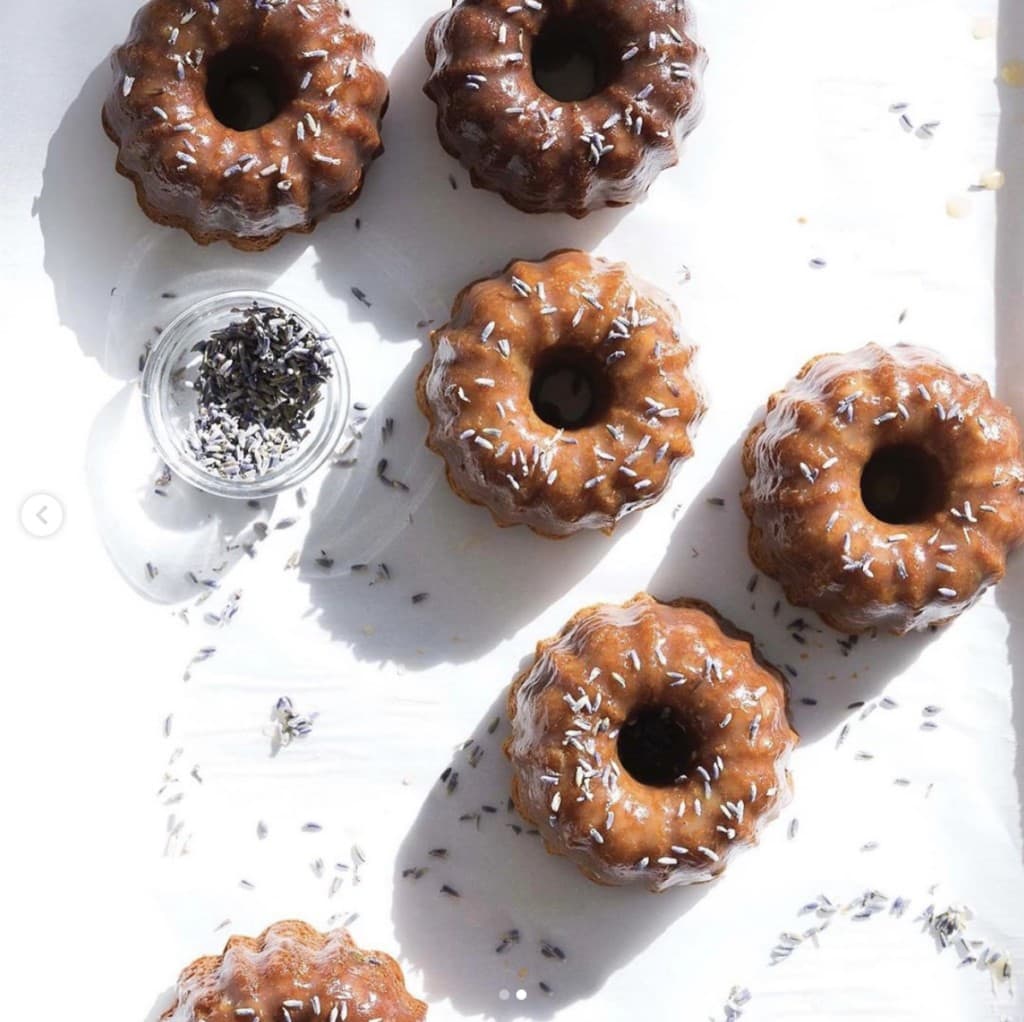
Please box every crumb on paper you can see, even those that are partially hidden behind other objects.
[972,16,996,40]
[980,169,1005,191]
[999,60,1024,87]
[945,195,972,219]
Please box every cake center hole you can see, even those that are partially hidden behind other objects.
[860,444,946,524]
[617,707,695,788]
[529,347,610,430]
[206,47,292,131]
[532,18,613,102]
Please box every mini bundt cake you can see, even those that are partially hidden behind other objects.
[505,594,797,890]
[423,0,706,217]
[418,249,705,537]
[160,920,426,1021]
[103,0,388,250]
[742,343,1024,635]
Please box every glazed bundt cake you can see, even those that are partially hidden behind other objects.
[418,249,705,537]
[506,594,798,890]
[103,0,388,250]
[742,343,1024,634]
[424,0,706,217]
[160,920,426,1021]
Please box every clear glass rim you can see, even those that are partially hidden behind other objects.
[141,289,350,500]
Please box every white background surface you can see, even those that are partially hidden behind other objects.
[3,0,1024,1020]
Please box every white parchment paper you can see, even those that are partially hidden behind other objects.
[3,0,1023,1020]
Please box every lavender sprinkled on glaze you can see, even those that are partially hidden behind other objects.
[102,0,389,249]
[419,251,705,538]
[158,921,425,1021]
[423,0,707,217]
[505,595,796,891]
[742,343,1024,635]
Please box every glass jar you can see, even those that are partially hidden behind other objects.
[141,290,349,499]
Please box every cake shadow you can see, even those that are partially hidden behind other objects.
[301,341,643,670]
[301,373,638,669]
[37,58,316,379]
[36,59,149,375]
[38,35,647,614]
[38,56,304,603]
[994,0,1024,836]
[142,986,175,1022]
[38,58,365,602]
[648,429,932,746]
[391,690,709,1020]
[309,12,632,323]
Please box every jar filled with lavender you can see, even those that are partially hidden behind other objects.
[143,292,349,498]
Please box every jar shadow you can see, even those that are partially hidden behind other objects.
[38,57,318,603]
[86,385,271,604]
[390,689,711,1020]
[647,427,934,747]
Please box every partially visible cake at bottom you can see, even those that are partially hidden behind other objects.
[161,920,426,1021]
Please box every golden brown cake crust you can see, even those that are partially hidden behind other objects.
[504,594,797,891]
[418,249,705,538]
[103,0,388,250]
[741,343,1024,635]
[160,920,426,1022]
[423,0,706,217]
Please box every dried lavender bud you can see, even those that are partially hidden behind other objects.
[183,302,334,480]
[273,695,317,745]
